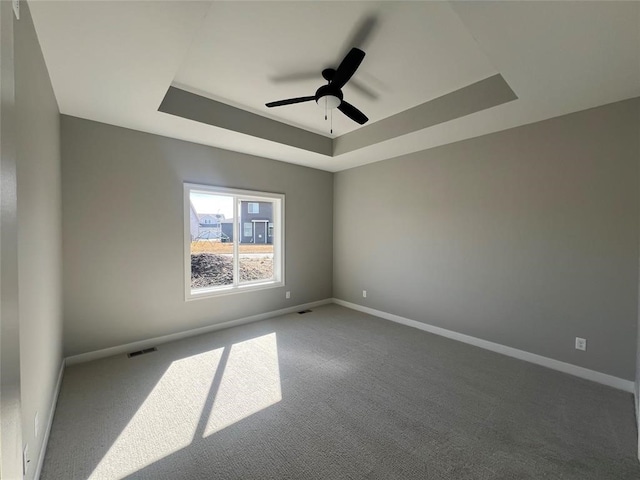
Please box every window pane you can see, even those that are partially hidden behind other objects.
[186,184,284,298]
[190,192,235,289]
[240,200,274,284]
[239,245,274,283]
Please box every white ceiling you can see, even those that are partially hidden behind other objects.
[174,1,496,136]
[30,1,640,172]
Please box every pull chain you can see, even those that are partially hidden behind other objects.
[324,97,327,121]
[331,109,333,134]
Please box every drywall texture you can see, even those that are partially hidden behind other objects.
[14,2,63,479]
[334,98,640,380]
[61,116,333,356]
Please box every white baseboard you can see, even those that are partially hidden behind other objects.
[332,298,635,393]
[65,298,333,366]
[34,360,65,480]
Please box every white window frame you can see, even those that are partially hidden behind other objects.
[184,183,285,300]
[248,202,260,214]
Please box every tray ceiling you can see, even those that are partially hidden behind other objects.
[30,1,640,172]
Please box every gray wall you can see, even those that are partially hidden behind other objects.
[334,98,640,381]
[637,90,640,455]
[15,3,63,478]
[0,2,62,479]
[636,2,640,453]
[61,116,333,356]
[0,2,23,477]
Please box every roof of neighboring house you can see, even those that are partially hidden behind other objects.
[199,213,225,220]
[189,201,198,216]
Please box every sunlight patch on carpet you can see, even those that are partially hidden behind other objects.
[88,347,224,479]
[203,332,282,437]
[87,333,282,478]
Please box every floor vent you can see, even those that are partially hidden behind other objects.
[127,347,157,358]
[298,309,313,314]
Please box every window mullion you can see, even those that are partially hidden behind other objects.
[233,197,240,287]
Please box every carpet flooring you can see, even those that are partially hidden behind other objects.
[41,304,640,479]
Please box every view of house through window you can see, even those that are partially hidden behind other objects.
[185,184,284,298]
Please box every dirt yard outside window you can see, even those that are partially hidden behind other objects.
[191,241,274,288]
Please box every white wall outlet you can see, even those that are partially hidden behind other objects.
[362,290,367,298]
[575,337,587,351]
[35,411,39,438]
[285,291,290,299]
[23,443,30,476]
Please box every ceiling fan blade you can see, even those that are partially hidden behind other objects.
[338,101,368,125]
[348,79,378,100]
[265,96,315,108]
[331,48,365,89]
[342,14,379,53]
[270,72,318,83]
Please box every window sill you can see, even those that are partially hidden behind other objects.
[186,280,284,301]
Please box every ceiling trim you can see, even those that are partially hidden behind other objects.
[334,74,517,155]
[159,86,333,156]
[159,75,517,158]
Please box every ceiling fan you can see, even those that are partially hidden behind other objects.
[265,47,369,126]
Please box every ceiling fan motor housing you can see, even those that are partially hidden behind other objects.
[265,48,368,124]
[315,84,343,109]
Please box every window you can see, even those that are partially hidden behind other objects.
[185,183,284,299]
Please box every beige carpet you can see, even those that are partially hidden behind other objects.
[41,304,640,479]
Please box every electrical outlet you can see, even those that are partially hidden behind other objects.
[362,290,367,298]
[23,443,30,476]
[285,291,290,299]
[575,337,587,351]
[35,411,39,438]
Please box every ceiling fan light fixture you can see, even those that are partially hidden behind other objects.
[318,94,341,109]
[265,48,368,126]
